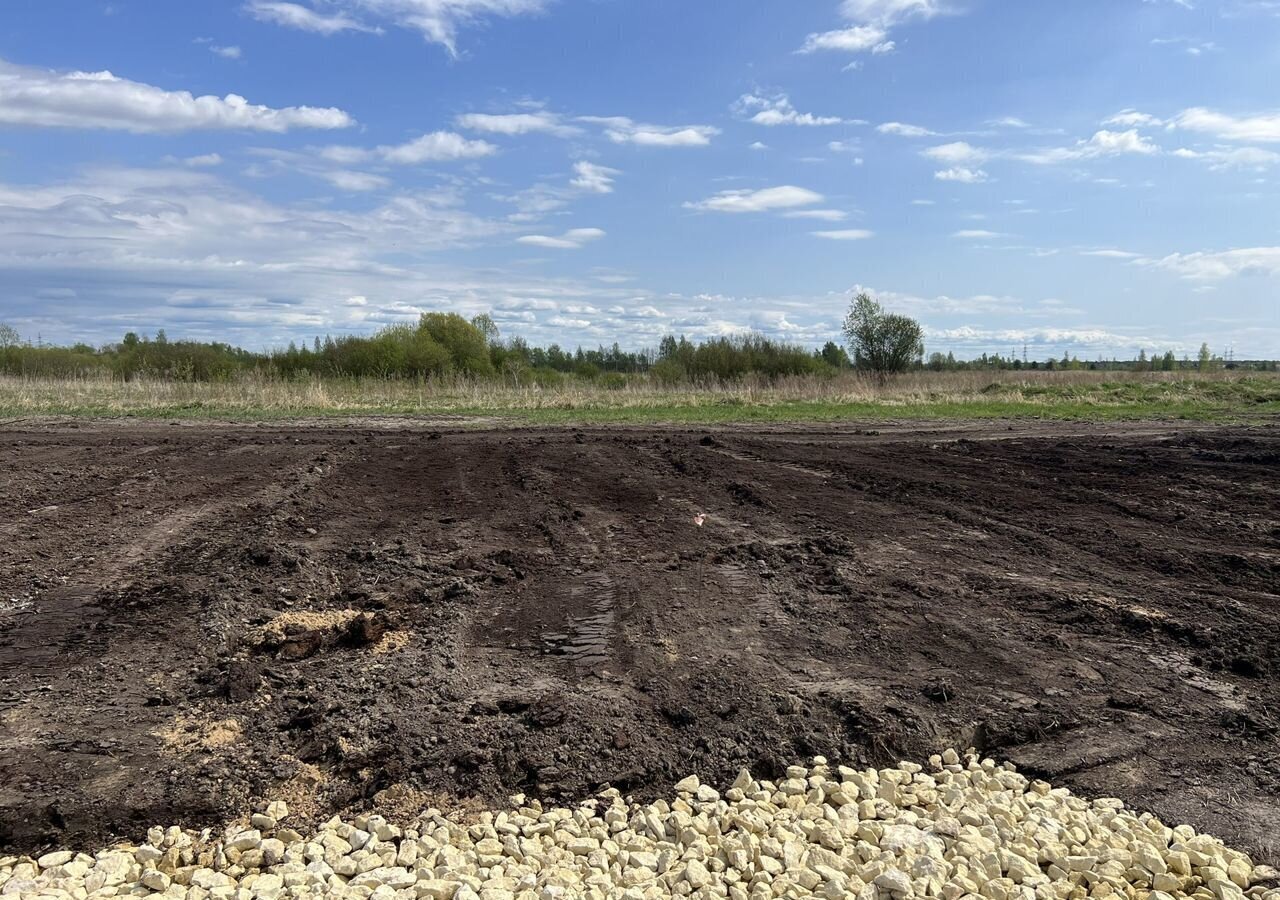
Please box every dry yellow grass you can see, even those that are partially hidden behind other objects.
[0,369,1275,422]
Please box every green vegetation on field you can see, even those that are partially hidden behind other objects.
[1,371,1276,425]
[1,304,1276,425]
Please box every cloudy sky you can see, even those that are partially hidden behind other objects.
[1,0,1278,358]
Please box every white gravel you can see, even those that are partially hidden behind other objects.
[3,751,1277,900]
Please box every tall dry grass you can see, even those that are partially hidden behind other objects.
[0,369,1273,418]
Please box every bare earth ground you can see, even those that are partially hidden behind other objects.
[1,420,1277,860]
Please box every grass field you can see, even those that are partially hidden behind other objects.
[1,370,1278,424]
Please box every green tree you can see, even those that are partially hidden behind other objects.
[1198,342,1212,372]
[418,313,495,376]
[0,323,19,348]
[471,313,500,345]
[820,341,852,369]
[842,292,924,383]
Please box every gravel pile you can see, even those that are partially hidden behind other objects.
[4,751,1276,900]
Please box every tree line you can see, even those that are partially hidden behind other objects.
[0,297,1272,384]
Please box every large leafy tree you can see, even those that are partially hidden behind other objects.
[841,292,924,384]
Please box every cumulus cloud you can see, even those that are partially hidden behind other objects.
[0,58,353,133]
[1170,107,1280,143]
[877,122,935,136]
[1172,145,1280,170]
[517,227,606,249]
[934,167,988,183]
[579,116,719,147]
[952,229,1004,239]
[800,24,893,53]
[182,153,224,167]
[246,0,544,55]
[1138,246,1280,280]
[455,110,580,136]
[812,229,874,240]
[732,93,847,127]
[1017,129,1160,164]
[319,131,496,165]
[927,325,1154,350]
[802,0,948,54]
[569,161,619,194]
[922,141,988,164]
[1104,109,1164,128]
[683,185,824,213]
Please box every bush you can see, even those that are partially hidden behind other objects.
[650,358,686,386]
[599,372,628,391]
[530,366,565,388]
[418,313,495,377]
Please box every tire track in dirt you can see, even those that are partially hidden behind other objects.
[1,423,1277,861]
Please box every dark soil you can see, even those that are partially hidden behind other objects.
[1,420,1277,859]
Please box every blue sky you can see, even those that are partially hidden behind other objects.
[1,0,1277,358]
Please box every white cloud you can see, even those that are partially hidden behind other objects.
[749,141,769,151]
[784,209,849,221]
[878,121,935,136]
[684,185,824,213]
[800,24,892,53]
[934,167,989,182]
[911,198,936,205]
[579,116,719,147]
[244,1,382,35]
[183,153,224,167]
[210,44,243,59]
[320,170,392,191]
[803,0,948,53]
[1017,129,1160,164]
[455,111,579,136]
[517,227,606,249]
[988,116,1031,129]
[570,161,619,194]
[928,325,1154,350]
[0,58,354,133]
[1104,110,1164,128]
[922,141,988,164]
[1139,246,1280,280]
[952,229,1004,238]
[383,132,496,164]
[1170,107,1280,143]
[320,131,496,165]
[812,229,874,240]
[1173,145,1280,170]
[246,0,543,55]
[1080,249,1141,259]
[839,0,946,24]
[733,93,846,127]
[1151,36,1219,55]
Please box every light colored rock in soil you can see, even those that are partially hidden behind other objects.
[3,752,1277,900]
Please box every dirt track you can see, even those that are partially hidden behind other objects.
[1,420,1277,859]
